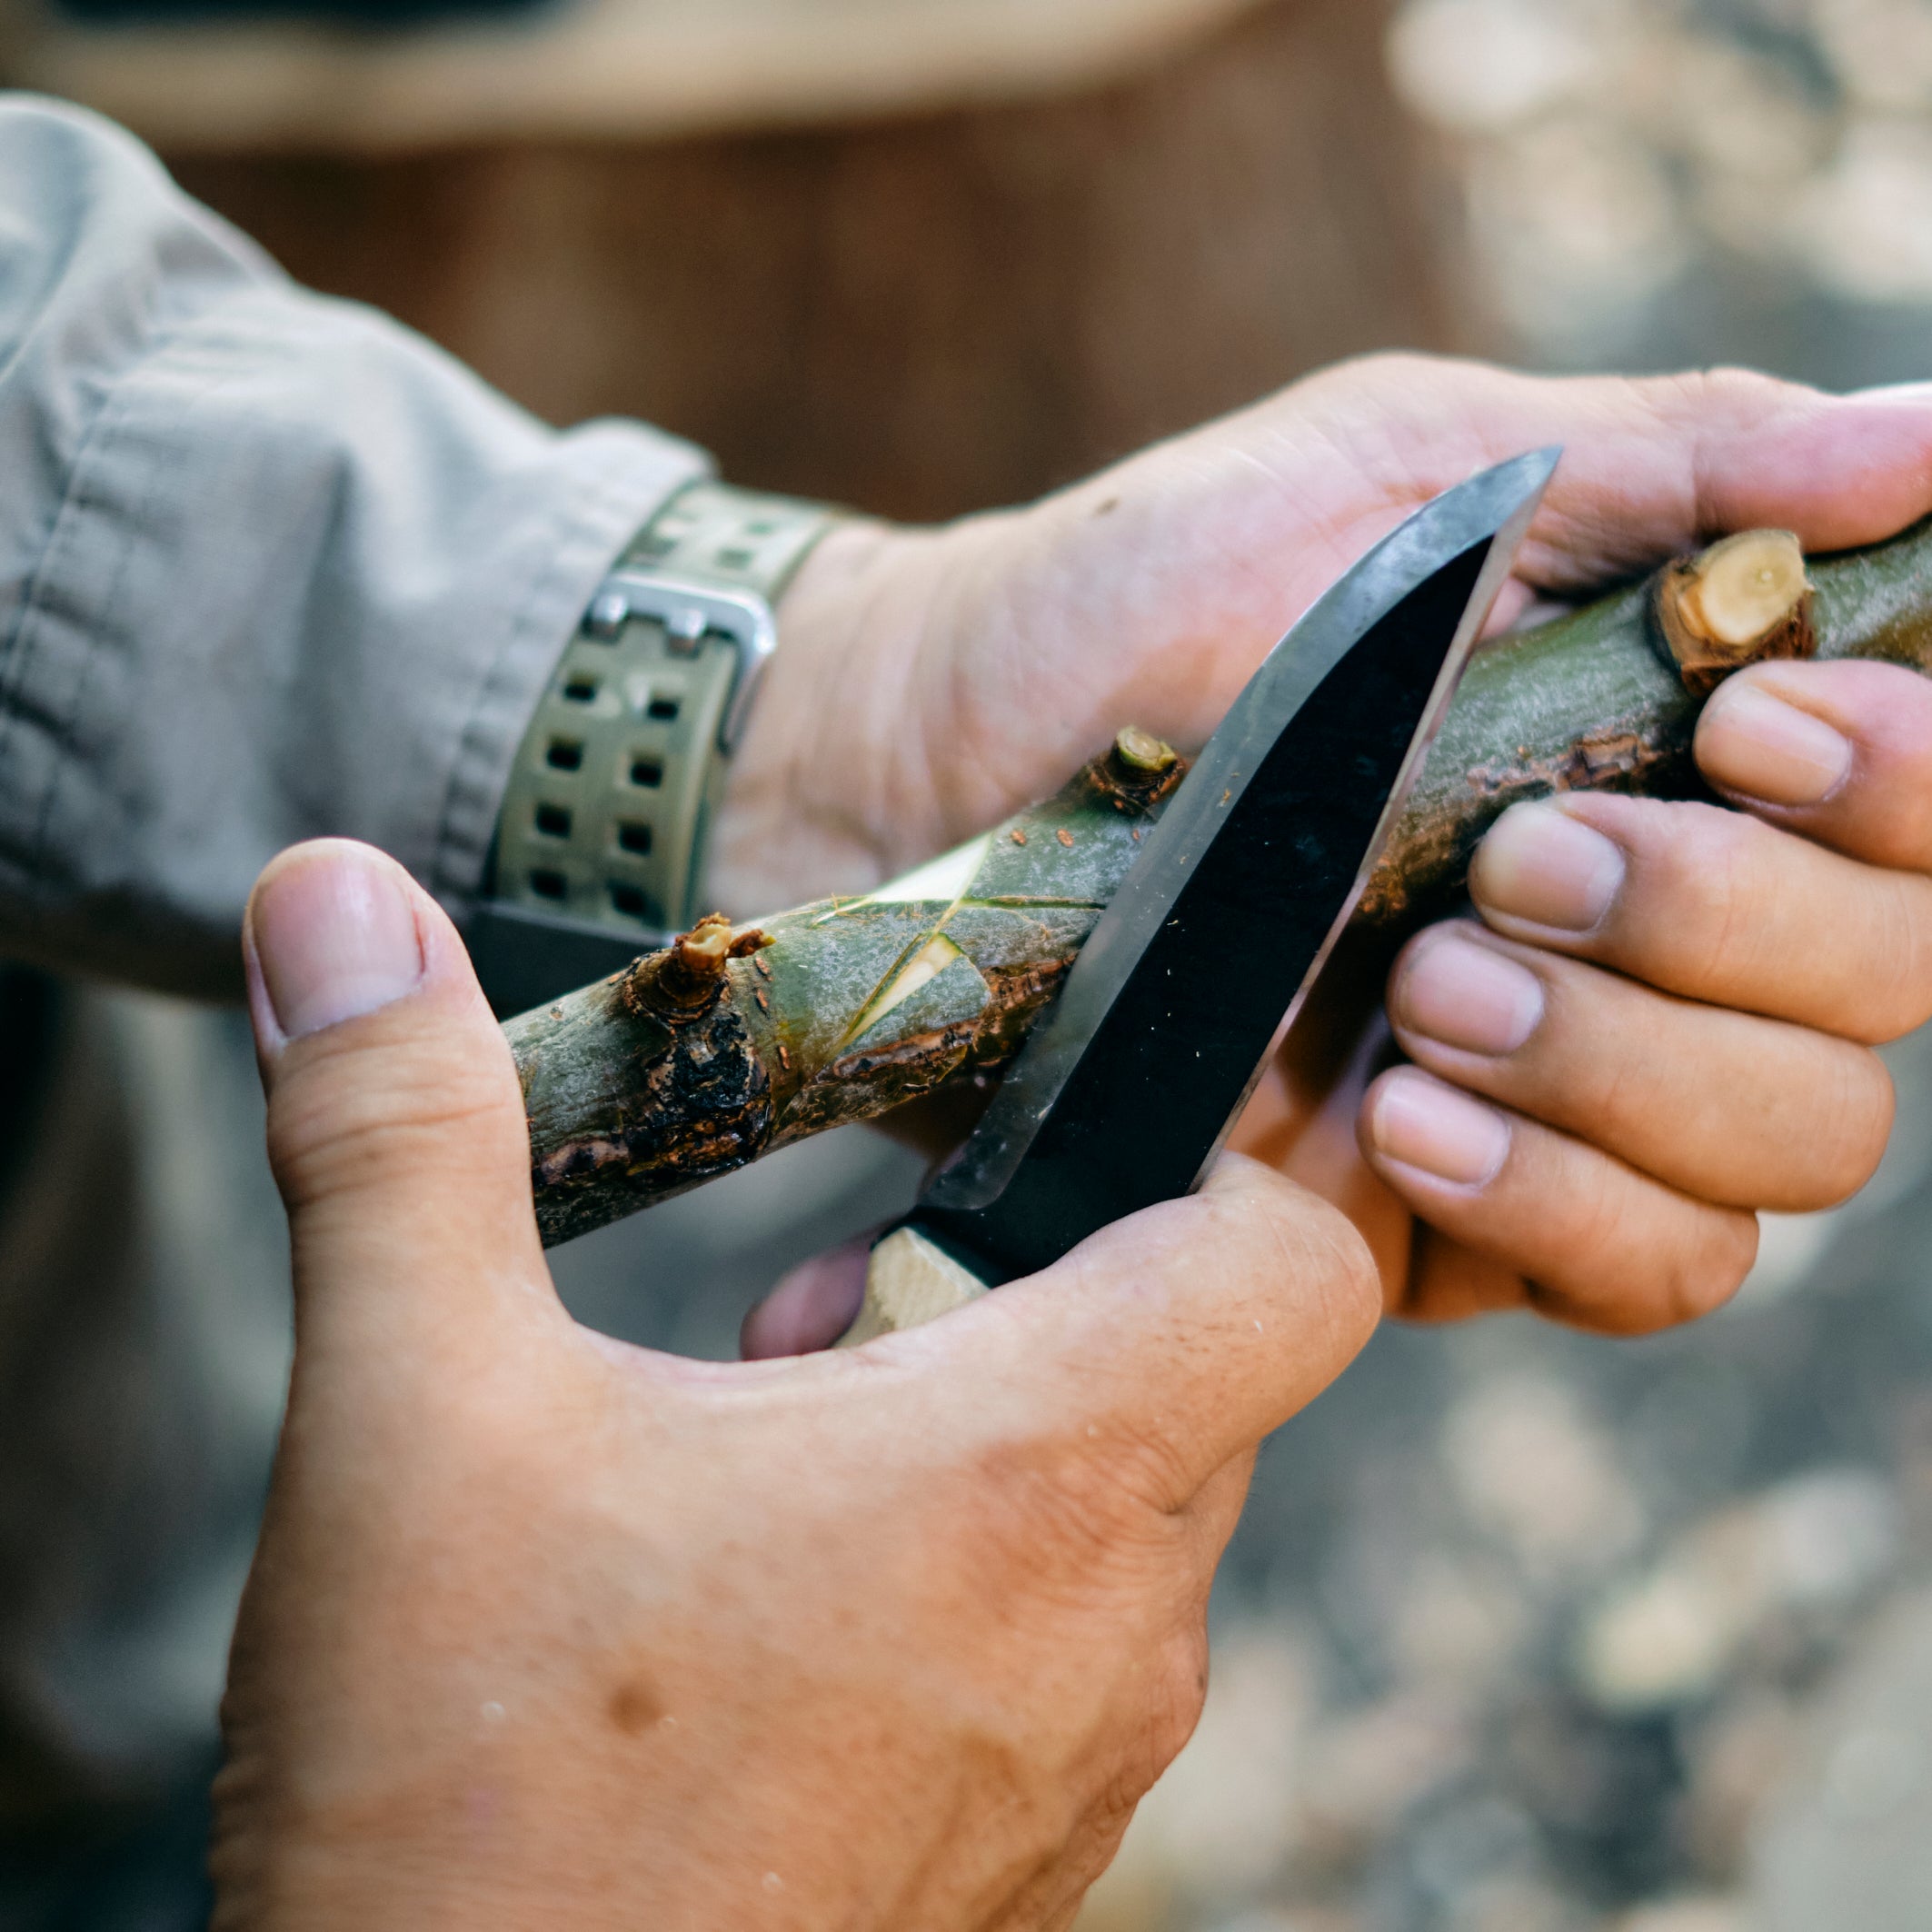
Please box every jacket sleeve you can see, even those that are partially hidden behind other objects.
[0,95,710,998]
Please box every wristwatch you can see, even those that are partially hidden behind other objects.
[469,480,840,1017]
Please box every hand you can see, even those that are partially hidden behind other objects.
[722,356,1932,1340]
[214,839,1377,1931]
[720,356,1932,904]
[1331,657,1930,1329]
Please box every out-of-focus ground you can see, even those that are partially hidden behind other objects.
[12,0,1932,1926]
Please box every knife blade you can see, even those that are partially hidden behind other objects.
[845,449,1559,1342]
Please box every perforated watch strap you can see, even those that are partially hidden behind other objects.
[616,480,842,595]
[477,482,837,1016]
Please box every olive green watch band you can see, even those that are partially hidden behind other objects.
[473,481,839,1016]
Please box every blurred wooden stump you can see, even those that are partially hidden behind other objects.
[171,0,1456,520]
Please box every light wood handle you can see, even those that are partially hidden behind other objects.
[838,1226,990,1346]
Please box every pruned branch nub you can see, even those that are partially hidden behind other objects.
[1653,529,1817,696]
[623,913,773,1021]
[1088,728,1185,813]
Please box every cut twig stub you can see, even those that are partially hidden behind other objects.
[1653,528,1816,696]
[1087,726,1187,812]
[623,912,764,1019]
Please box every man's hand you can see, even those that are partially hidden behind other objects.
[213,840,1378,1932]
[1336,657,1932,1329]
[723,356,1932,1339]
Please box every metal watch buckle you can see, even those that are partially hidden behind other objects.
[583,570,776,754]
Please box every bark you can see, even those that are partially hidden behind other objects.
[514,518,1932,1248]
[1357,514,1932,924]
[512,735,1184,1245]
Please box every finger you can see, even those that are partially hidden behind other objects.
[1359,1067,1758,1335]
[1386,921,1894,1211]
[1389,1227,1529,1325]
[1469,792,1932,1042]
[1317,359,1932,591]
[244,839,553,1369]
[742,1238,870,1359]
[1697,659,1932,870]
[882,1157,1381,1511]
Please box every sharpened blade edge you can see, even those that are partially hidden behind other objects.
[920,448,1559,1229]
[1178,453,1556,1193]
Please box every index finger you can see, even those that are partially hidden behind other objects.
[1308,362,1932,594]
[878,1158,1380,1513]
[1696,659,1932,872]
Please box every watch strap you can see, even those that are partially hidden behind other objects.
[478,480,838,1016]
[616,479,842,608]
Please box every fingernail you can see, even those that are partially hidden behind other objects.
[1471,802,1625,934]
[248,842,423,1041]
[1367,1071,1510,1188]
[1395,932,1544,1057]
[1697,679,1852,807]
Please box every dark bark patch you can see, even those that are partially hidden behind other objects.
[530,983,773,1243]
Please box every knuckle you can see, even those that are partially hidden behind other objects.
[1659,1207,1760,1328]
[1656,806,1769,990]
[1560,1158,1649,1275]
[1135,1624,1213,1790]
[1639,364,1785,443]
[1847,875,1932,1041]
[265,1031,515,1211]
[1540,1159,1756,1334]
[1081,1620,1211,1839]
[1786,1045,1896,1207]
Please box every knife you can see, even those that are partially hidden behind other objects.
[842,448,1560,1343]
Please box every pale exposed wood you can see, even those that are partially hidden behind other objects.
[1654,529,1816,696]
[512,740,1183,1246]
[840,1226,987,1346]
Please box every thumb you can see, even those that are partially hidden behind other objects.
[244,839,550,1367]
[921,1157,1383,1513]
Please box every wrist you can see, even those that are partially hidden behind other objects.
[706,509,1012,915]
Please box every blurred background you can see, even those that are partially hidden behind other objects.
[6,1,1932,1927]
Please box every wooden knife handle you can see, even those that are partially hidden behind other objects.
[838,1225,990,1346]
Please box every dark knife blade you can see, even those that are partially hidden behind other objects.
[900,449,1559,1290]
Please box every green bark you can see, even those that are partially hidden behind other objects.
[513,519,1932,1248]
[512,742,1180,1246]
[1361,516,1932,921]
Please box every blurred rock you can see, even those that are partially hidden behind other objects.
[1750,1592,1932,1928]
[1610,1900,1754,1932]
[1385,0,1592,135]
[1678,1692,1801,1879]
[1576,1470,1898,1716]
[1445,1375,1645,1582]
[1301,1695,1475,1865]
[1388,0,1932,355]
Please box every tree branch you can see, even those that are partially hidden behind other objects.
[513,520,1932,1247]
